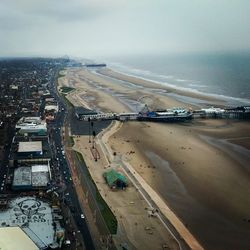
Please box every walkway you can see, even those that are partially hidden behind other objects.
[97,121,204,250]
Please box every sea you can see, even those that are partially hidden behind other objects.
[102,52,250,106]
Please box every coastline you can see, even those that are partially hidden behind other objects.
[60,66,250,250]
[98,67,250,107]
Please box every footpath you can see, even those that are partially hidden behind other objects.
[97,121,204,250]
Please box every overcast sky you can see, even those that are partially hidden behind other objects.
[0,0,250,58]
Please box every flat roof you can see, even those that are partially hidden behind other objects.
[10,139,51,162]
[13,166,49,188]
[0,197,55,249]
[32,172,49,187]
[0,227,39,250]
[32,165,49,172]
[13,167,31,186]
[45,105,58,111]
[17,117,41,124]
[18,141,42,153]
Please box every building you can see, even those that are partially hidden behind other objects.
[12,167,32,190]
[16,117,47,133]
[44,104,58,112]
[17,129,47,137]
[118,112,138,121]
[12,164,51,190]
[9,136,52,167]
[103,169,128,189]
[0,196,63,249]
[0,227,39,250]
[31,164,51,188]
[18,141,43,155]
[74,106,98,120]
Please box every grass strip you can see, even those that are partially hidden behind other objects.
[75,151,118,234]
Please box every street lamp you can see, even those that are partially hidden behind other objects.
[92,130,96,149]
[88,117,91,143]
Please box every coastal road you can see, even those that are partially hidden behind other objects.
[48,69,95,250]
[0,120,16,194]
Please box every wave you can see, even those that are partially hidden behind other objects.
[107,62,250,106]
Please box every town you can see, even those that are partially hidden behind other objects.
[0,58,94,249]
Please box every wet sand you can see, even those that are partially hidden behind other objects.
[63,67,250,250]
[109,120,250,250]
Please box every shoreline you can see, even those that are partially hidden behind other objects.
[61,66,250,250]
[98,67,250,107]
[97,121,203,250]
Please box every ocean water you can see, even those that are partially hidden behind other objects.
[104,52,250,105]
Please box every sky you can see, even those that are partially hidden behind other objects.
[0,0,250,58]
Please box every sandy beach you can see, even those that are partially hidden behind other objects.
[60,67,250,250]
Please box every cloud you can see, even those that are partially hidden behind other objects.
[0,0,250,57]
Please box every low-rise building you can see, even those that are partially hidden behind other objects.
[9,136,51,167]
[75,106,98,120]
[0,227,39,250]
[16,117,47,133]
[12,164,51,190]
[0,196,63,249]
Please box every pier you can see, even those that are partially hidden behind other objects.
[193,106,250,120]
[74,106,250,122]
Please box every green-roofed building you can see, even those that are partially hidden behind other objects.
[103,169,128,189]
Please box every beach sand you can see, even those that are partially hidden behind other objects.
[109,120,250,249]
[61,67,250,250]
[73,135,179,250]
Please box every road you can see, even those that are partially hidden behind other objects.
[0,120,16,194]
[47,69,95,250]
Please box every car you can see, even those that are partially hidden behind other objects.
[80,214,85,219]
[64,240,71,246]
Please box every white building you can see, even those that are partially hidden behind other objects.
[16,117,47,133]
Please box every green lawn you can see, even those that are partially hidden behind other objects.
[75,151,118,234]
[60,86,75,93]
[69,136,75,147]
[61,93,74,108]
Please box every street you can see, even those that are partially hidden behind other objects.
[47,70,95,250]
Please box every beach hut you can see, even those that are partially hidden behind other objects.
[103,169,128,189]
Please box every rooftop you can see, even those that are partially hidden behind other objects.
[10,137,51,163]
[16,117,42,125]
[0,227,39,250]
[18,141,42,153]
[32,165,49,172]
[13,165,50,189]
[0,197,55,249]
[13,167,31,187]
[44,105,58,112]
